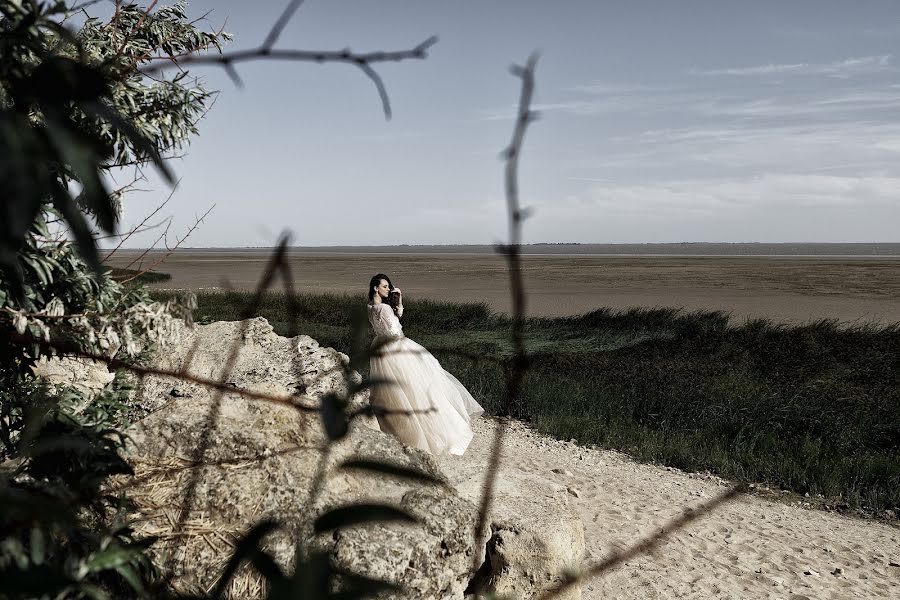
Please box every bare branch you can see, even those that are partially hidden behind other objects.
[68,0,105,13]
[138,19,438,120]
[116,204,213,284]
[262,0,306,51]
[1,330,429,421]
[103,177,180,264]
[470,53,540,581]
[117,216,172,273]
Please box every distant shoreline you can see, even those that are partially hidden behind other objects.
[105,242,900,257]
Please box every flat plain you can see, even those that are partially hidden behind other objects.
[106,246,900,324]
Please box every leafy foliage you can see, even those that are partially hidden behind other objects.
[0,377,158,600]
[0,0,229,272]
[0,2,227,598]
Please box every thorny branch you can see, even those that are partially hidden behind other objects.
[102,177,180,264]
[470,53,539,581]
[152,234,293,587]
[116,217,172,272]
[137,0,438,119]
[466,53,741,599]
[116,204,214,283]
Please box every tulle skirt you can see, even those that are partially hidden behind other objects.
[369,335,484,456]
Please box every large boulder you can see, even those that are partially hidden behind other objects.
[120,318,489,598]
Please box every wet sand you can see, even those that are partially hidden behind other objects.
[105,249,900,324]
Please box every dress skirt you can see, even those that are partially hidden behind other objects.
[369,334,484,456]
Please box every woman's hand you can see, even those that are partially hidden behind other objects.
[392,288,402,301]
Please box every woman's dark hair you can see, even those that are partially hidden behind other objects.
[368,273,393,302]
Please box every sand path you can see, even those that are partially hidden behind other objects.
[439,417,900,599]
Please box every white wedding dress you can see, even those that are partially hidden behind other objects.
[367,302,484,456]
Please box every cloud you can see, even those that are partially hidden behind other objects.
[689,87,900,120]
[476,90,705,121]
[691,54,893,78]
[592,121,900,177]
[578,174,900,217]
[564,82,669,94]
[478,101,591,121]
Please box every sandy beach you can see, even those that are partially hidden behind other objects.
[439,417,900,599]
[106,248,900,324]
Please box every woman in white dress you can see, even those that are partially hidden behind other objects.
[367,273,484,456]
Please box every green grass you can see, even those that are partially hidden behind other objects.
[151,289,900,513]
[109,268,172,285]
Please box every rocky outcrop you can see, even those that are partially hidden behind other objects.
[120,318,488,598]
[49,316,587,599]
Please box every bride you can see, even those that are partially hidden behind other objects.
[366,273,484,456]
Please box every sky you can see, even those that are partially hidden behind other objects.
[106,0,900,247]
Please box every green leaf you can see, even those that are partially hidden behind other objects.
[43,111,115,234]
[337,458,445,486]
[25,56,109,104]
[76,583,111,600]
[84,100,175,185]
[84,545,137,572]
[313,503,418,534]
[50,181,102,278]
[321,393,348,441]
[114,563,143,593]
[279,551,331,600]
[29,527,45,565]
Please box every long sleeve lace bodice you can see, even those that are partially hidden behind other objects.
[368,303,403,338]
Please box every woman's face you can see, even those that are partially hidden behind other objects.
[375,279,391,299]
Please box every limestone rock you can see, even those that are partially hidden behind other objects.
[121,317,485,598]
[126,317,373,428]
[30,355,115,399]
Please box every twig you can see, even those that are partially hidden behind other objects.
[155,235,293,584]
[262,0,305,51]
[117,204,214,284]
[117,217,172,273]
[470,53,539,579]
[137,1,437,120]
[103,178,180,264]
[4,330,316,413]
[68,0,105,13]
[112,0,158,58]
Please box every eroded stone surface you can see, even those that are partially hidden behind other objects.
[122,318,488,598]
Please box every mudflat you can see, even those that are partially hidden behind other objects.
[105,248,900,324]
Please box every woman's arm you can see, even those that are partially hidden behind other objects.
[378,303,403,336]
[394,288,403,318]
